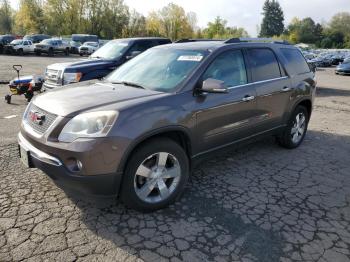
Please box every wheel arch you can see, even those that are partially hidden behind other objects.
[294,99,312,119]
[117,126,192,175]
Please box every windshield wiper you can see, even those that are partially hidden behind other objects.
[111,81,146,89]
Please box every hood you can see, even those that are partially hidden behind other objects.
[337,63,350,69]
[47,58,118,72]
[33,82,165,116]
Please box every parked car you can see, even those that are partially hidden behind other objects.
[4,39,35,55]
[310,56,332,67]
[43,37,171,90]
[70,34,98,54]
[34,39,70,56]
[335,58,350,75]
[23,34,51,44]
[0,34,16,54]
[19,38,316,211]
[78,41,100,56]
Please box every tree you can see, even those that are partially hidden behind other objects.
[286,17,323,44]
[203,16,249,39]
[0,0,13,34]
[14,0,45,35]
[123,9,146,37]
[145,3,196,40]
[259,0,284,37]
[329,12,350,36]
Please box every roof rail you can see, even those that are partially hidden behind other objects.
[175,39,223,43]
[224,37,290,45]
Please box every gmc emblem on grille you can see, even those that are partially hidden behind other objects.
[29,111,45,125]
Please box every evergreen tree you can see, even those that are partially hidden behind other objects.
[0,0,13,34]
[259,0,284,37]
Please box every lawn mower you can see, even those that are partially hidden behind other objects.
[4,65,44,104]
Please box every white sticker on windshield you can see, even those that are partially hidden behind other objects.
[177,55,203,62]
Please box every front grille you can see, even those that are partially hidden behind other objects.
[45,69,61,85]
[25,104,57,134]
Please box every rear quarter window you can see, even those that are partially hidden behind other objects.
[280,48,310,75]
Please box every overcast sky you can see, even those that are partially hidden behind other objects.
[10,0,350,36]
[124,0,350,36]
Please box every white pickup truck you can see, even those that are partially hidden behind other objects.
[4,39,35,55]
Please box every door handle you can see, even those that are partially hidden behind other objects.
[281,86,292,92]
[242,95,255,102]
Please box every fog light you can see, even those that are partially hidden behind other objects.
[66,158,83,172]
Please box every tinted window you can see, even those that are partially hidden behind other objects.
[202,50,247,87]
[280,48,310,74]
[127,41,154,55]
[247,48,281,82]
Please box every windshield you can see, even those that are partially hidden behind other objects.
[41,39,53,44]
[343,58,350,64]
[106,48,207,93]
[90,40,130,60]
[11,40,23,45]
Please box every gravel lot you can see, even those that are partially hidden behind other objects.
[0,56,350,262]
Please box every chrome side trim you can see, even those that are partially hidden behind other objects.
[18,132,62,167]
[227,76,289,90]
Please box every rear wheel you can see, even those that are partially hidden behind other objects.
[17,48,24,56]
[121,138,189,212]
[65,48,70,56]
[48,48,54,56]
[277,105,309,149]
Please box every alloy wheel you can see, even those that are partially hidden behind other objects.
[134,152,181,203]
[291,112,306,144]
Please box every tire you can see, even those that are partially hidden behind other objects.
[18,49,24,56]
[48,48,54,56]
[121,138,189,212]
[65,48,69,56]
[277,105,309,149]
[35,51,41,56]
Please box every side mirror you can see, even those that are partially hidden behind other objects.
[126,51,142,60]
[201,78,228,93]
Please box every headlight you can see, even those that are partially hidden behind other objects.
[63,72,82,84]
[58,111,118,143]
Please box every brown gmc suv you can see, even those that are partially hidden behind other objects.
[18,38,316,211]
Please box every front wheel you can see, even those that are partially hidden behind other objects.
[277,105,309,149]
[121,138,189,212]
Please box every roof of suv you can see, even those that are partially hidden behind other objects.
[157,39,294,51]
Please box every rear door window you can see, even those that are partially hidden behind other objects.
[127,41,154,55]
[202,50,247,88]
[280,48,310,74]
[247,48,281,82]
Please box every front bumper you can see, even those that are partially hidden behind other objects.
[18,132,122,196]
[335,69,350,75]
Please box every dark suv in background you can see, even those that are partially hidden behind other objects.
[0,34,16,53]
[19,38,316,211]
[23,34,51,44]
[43,37,171,90]
[70,34,99,54]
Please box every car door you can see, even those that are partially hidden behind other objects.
[245,48,292,131]
[195,49,259,152]
[23,41,30,52]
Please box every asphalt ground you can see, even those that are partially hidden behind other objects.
[0,55,349,261]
